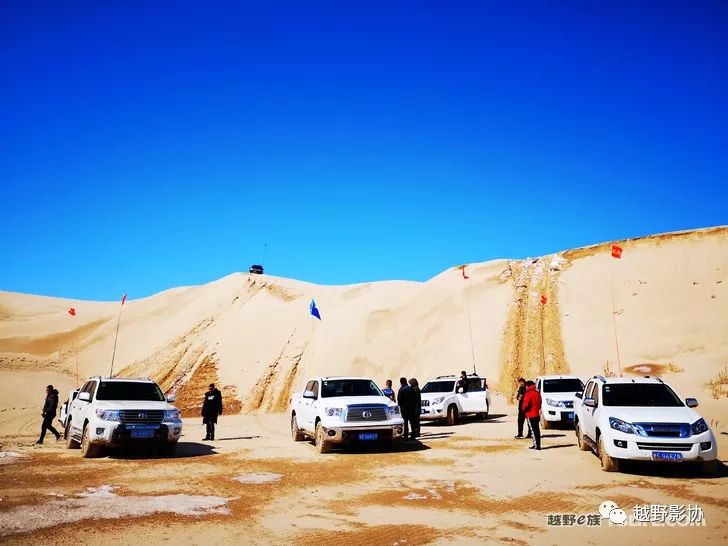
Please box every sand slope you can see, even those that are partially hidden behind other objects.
[1,226,727,425]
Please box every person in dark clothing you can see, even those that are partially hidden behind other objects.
[514,378,530,439]
[397,377,417,440]
[521,380,542,450]
[201,383,223,441]
[408,378,421,439]
[456,370,468,393]
[36,385,61,444]
[381,379,396,402]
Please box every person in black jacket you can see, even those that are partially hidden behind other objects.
[456,370,469,393]
[36,385,61,444]
[408,378,422,439]
[201,383,223,441]
[397,377,417,440]
[514,377,530,438]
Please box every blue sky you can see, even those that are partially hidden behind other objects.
[1,1,726,300]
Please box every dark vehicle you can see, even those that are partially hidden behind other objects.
[249,264,264,274]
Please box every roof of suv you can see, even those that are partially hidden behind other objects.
[538,375,581,380]
[85,376,157,384]
[590,375,665,385]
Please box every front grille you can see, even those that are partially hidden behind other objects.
[119,410,164,425]
[421,400,430,407]
[346,405,388,422]
[636,442,693,452]
[634,423,690,438]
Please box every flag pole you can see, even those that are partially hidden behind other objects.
[609,254,623,377]
[75,338,79,389]
[109,296,126,378]
[461,267,477,375]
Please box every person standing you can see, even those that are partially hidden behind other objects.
[36,385,61,444]
[521,380,542,450]
[382,379,396,402]
[514,378,528,438]
[201,383,223,441]
[397,377,416,440]
[456,370,469,393]
[408,378,421,439]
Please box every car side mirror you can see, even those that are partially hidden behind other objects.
[583,397,596,408]
[685,397,699,408]
[575,392,583,399]
[166,394,176,403]
[303,390,317,400]
[457,388,464,394]
[78,392,91,402]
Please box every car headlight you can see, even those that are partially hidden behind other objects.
[432,396,445,405]
[545,398,566,408]
[95,409,120,421]
[163,409,181,422]
[609,417,635,434]
[691,418,708,435]
[325,407,343,418]
[389,405,401,415]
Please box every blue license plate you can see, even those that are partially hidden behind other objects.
[359,432,378,441]
[131,429,155,439]
[652,451,683,462]
[567,412,574,420]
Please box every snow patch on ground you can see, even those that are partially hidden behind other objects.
[0,451,27,465]
[235,472,283,484]
[0,485,235,536]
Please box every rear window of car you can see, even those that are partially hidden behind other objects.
[543,379,584,393]
[421,381,455,394]
[96,381,165,401]
[602,384,683,407]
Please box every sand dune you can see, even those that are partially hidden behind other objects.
[1,226,727,426]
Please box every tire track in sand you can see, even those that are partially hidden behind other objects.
[497,255,570,393]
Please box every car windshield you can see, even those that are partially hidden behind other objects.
[421,381,455,394]
[602,384,683,407]
[321,380,383,398]
[543,379,584,393]
[96,381,165,401]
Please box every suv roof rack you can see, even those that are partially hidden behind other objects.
[643,375,664,383]
[592,375,607,384]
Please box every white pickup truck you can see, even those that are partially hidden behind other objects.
[65,376,183,458]
[289,376,404,453]
[535,375,584,429]
[574,375,718,472]
[419,374,491,425]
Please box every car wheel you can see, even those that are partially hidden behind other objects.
[291,413,305,442]
[540,413,552,430]
[314,421,332,454]
[598,435,619,472]
[65,420,80,449]
[80,425,100,458]
[446,405,459,426]
[575,422,590,451]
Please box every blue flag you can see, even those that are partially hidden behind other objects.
[310,299,321,320]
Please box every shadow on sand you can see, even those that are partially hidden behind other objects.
[104,441,218,460]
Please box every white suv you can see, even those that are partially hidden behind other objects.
[420,374,491,425]
[65,376,183,458]
[574,376,718,472]
[535,375,584,429]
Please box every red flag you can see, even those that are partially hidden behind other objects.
[540,295,547,305]
[121,294,127,305]
[611,244,623,259]
[68,308,76,316]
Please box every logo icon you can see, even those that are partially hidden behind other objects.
[599,500,627,525]
[362,411,372,419]
[138,412,148,419]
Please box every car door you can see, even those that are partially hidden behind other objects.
[300,380,320,431]
[461,378,486,413]
[581,381,597,440]
[70,381,91,435]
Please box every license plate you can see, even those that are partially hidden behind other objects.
[567,412,574,420]
[652,451,683,462]
[131,429,155,439]
[358,432,378,441]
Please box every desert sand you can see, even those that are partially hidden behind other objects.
[1,226,727,544]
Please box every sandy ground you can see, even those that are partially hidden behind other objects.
[1,401,727,545]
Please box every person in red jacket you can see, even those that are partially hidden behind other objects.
[521,380,542,450]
